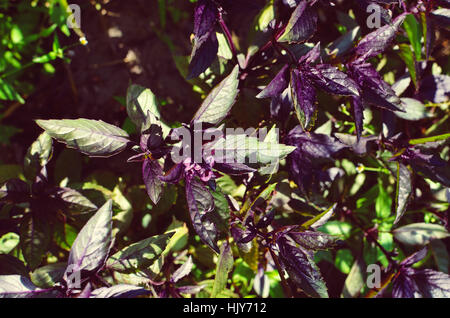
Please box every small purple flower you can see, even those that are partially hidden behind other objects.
[183,156,215,182]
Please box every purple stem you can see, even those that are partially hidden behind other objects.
[218,10,236,58]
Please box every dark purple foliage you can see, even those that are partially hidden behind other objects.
[286,126,347,193]
[187,0,219,79]
[392,248,450,298]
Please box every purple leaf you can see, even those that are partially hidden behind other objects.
[213,162,256,175]
[288,231,338,250]
[185,177,218,253]
[64,200,113,288]
[0,275,58,298]
[392,271,419,298]
[286,126,346,192]
[188,32,219,80]
[418,74,450,104]
[299,42,321,65]
[140,121,164,152]
[392,267,450,298]
[53,187,98,215]
[142,158,163,205]
[256,64,290,99]
[400,247,428,267]
[349,62,402,112]
[90,284,150,298]
[287,126,347,159]
[270,87,293,120]
[358,1,394,25]
[177,285,205,295]
[277,236,329,298]
[255,209,275,229]
[127,152,146,163]
[0,179,30,203]
[394,162,412,224]
[413,269,450,297]
[290,68,317,130]
[392,248,450,298]
[308,64,360,96]
[253,266,270,298]
[278,1,318,43]
[159,163,184,184]
[20,213,51,270]
[77,282,93,298]
[399,148,450,187]
[237,227,258,244]
[193,0,217,40]
[187,0,218,79]
[355,13,406,59]
[230,224,252,253]
[171,256,194,283]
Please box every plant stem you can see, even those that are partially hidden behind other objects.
[218,9,236,58]
[1,62,34,79]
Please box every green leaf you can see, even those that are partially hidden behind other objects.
[30,263,66,288]
[211,242,234,298]
[375,178,392,220]
[394,98,433,121]
[209,134,296,167]
[126,85,160,132]
[23,132,53,182]
[335,249,354,274]
[259,126,283,175]
[165,219,189,253]
[106,232,174,272]
[111,186,134,237]
[217,33,233,60]
[19,214,51,270]
[0,233,20,254]
[403,14,422,61]
[54,223,77,251]
[249,183,277,210]
[301,204,336,230]
[192,65,239,125]
[393,223,450,246]
[0,78,25,104]
[394,163,412,224]
[32,52,58,64]
[318,221,352,239]
[398,43,417,88]
[64,200,113,277]
[36,119,130,157]
[254,0,275,32]
[341,256,365,298]
[209,188,231,238]
[409,133,450,145]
